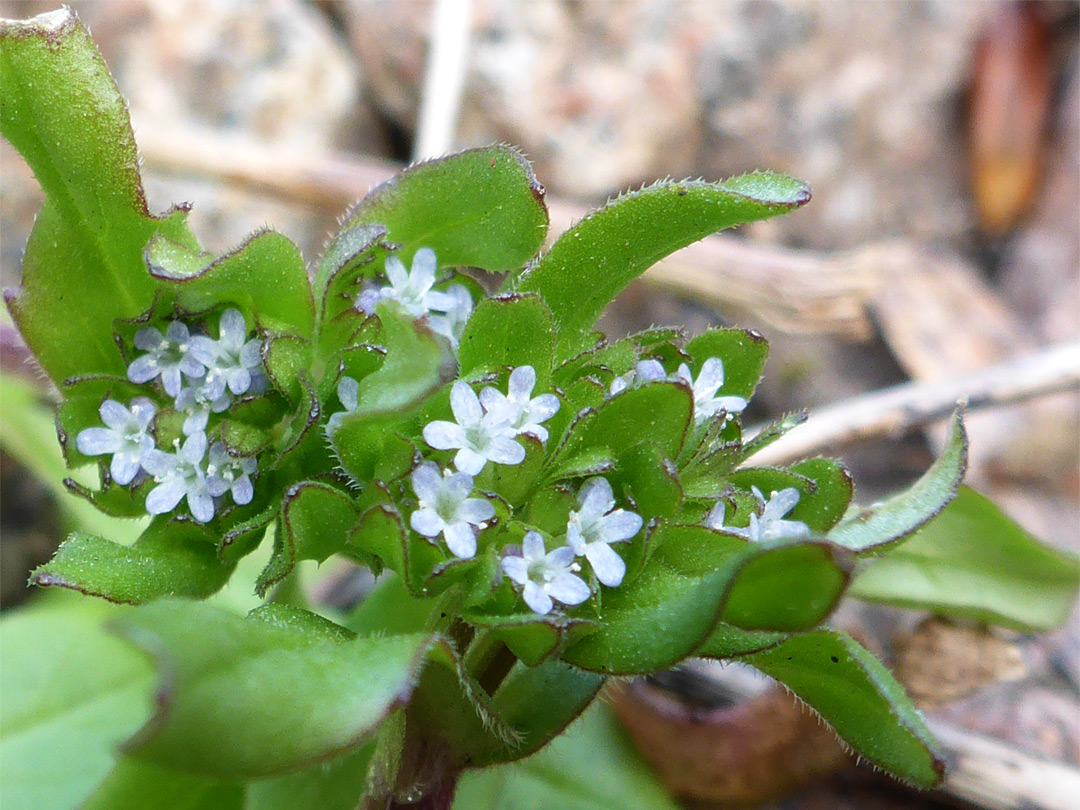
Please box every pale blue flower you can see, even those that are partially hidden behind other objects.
[566,477,643,588]
[75,397,156,485]
[409,462,494,559]
[502,531,591,615]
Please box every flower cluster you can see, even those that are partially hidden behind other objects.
[611,356,747,422]
[707,486,811,542]
[357,248,474,348]
[501,476,643,615]
[75,309,264,523]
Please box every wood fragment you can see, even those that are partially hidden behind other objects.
[746,340,1080,466]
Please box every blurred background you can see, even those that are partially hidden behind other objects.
[1,1,1078,808]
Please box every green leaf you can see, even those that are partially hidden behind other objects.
[30,520,234,605]
[471,659,603,766]
[614,443,683,521]
[851,486,1080,632]
[82,759,244,810]
[720,540,851,631]
[114,599,447,778]
[347,572,435,636]
[747,629,945,787]
[1,9,201,383]
[562,525,749,674]
[726,458,853,534]
[551,381,693,469]
[342,145,548,273]
[458,293,556,387]
[145,230,314,337]
[829,411,968,553]
[464,611,596,667]
[695,622,788,659]
[247,746,373,810]
[516,173,809,356]
[454,703,680,810]
[256,482,359,596]
[683,328,770,402]
[1,598,154,810]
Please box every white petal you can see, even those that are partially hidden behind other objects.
[636,359,667,381]
[457,497,495,524]
[134,326,164,351]
[714,396,748,414]
[231,476,254,505]
[586,542,627,587]
[205,475,231,498]
[410,507,444,537]
[226,367,252,396]
[508,366,536,402]
[129,397,157,428]
[478,387,509,416]
[487,436,525,466]
[188,335,219,367]
[182,431,207,463]
[501,555,528,585]
[450,381,483,427]
[609,376,629,396]
[110,452,143,485]
[705,501,727,529]
[696,357,726,397]
[424,290,459,312]
[165,321,190,343]
[528,394,560,421]
[98,399,131,430]
[384,255,409,289]
[579,477,615,517]
[410,248,438,292]
[77,427,122,456]
[546,545,577,569]
[547,571,591,606]
[410,463,443,503]
[179,354,206,379]
[357,287,380,315]
[675,363,693,386]
[453,447,487,476]
[240,339,262,369]
[162,366,183,397]
[566,519,586,555]
[140,449,175,477]
[598,510,643,544]
[127,355,159,384]
[187,489,215,523]
[442,521,477,559]
[183,409,209,436]
[442,470,473,504]
[766,519,812,540]
[423,421,465,450]
[201,371,228,401]
[145,478,186,514]
[522,581,553,615]
[219,308,247,349]
[521,531,546,562]
[765,488,802,520]
[337,376,359,412]
[519,423,549,443]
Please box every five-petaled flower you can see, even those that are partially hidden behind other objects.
[501,531,591,615]
[75,397,156,485]
[189,308,264,396]
[205,442,257,507]
[141,432,217,523]
[706,486,811,542]
[127,321,205,397]
[175,371,232,435]
[423,381,525,475]
[675,357,747,422]
[566,477,643,588]
[358,248,461,318]
[609,358,666,396]
[479,366,560,442]
[409,463,495,559]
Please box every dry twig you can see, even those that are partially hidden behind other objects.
[746,340,1080,466]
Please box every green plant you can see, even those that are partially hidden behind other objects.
[2,9,1076,810]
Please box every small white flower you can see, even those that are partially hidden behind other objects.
[205,442,257,507]
[75,397,156,485]
[409,463,495,559]
[706,486,811,542]
[127,321,205,397]
[609,359,667,396]
[141,432,216,523]
[566,477,643,588]
[479,366,560,443]
[675,357,747,422]
[501,531,591,615]
[422,381,525,475]
[188,308,263,396]
[175,371,232,435]
[357,248,458,318]
[427,284,474,348]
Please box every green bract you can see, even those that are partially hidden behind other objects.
[3,9,1078,810]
